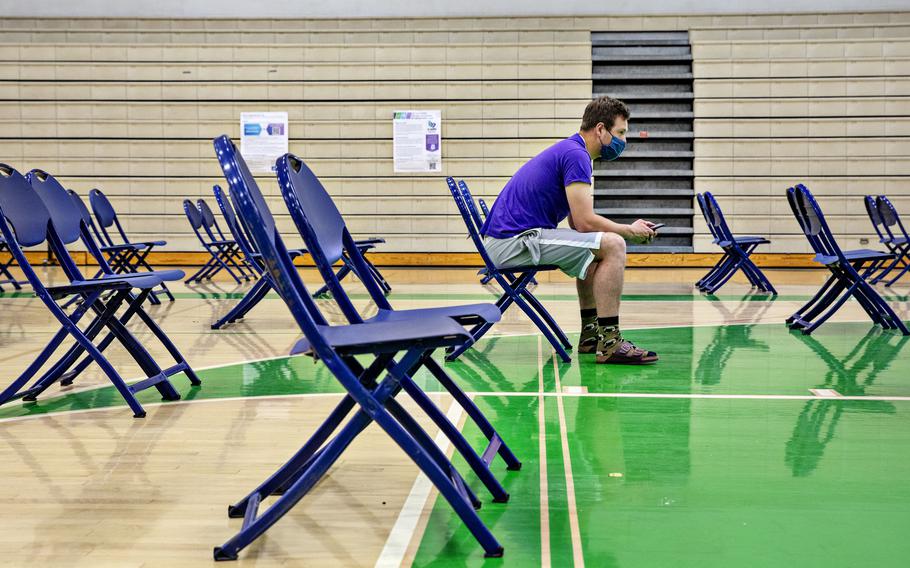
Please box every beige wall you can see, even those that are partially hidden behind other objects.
[1,12,909,254]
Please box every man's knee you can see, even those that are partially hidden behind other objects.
[597,232,626,261]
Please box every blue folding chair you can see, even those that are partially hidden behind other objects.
[472,196,536,288]
[0,166,200,417]
[183,198,250,284]
[211,135,508,560]
[447,177,572,362]
[695,192,777,294]
[208,185,389,328]
[476,198,495,285]
[864,195,902,284]
[275,151,518,474]
[89,188,174,302]
[0,235,24,292]
[875,196,910,287]
[198,198,257,280]
[786,184,908,335]
[61,189,160,309]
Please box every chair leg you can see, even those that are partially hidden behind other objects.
[511,291,571,362]
[186,256,218,283]
[422,356,522,470]
[885,260,910,287]
[313,264,351,298]
[396,371,510,502]
[215,355,502,560]
[700,255,737,292]
[790,275,849,328]
[445,282,519,362]
[696,252,731,288]
[801,281,862,334]
[212,277,271,329]
[0,327,70,405]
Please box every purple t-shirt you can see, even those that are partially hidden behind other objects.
[480,133,592,239]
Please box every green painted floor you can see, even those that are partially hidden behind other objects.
[2,322,909,566]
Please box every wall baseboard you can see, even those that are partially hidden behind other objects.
[2,251,820,268]
[134,251,821,269]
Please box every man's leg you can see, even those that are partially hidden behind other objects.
[587,232,658,364]
[576,233,624,353]
[576,266,599,352]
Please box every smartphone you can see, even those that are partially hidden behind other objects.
[650,223,666,231]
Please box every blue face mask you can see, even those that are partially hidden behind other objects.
[600,135,626,161]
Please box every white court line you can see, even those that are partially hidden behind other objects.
[464,391,910,402]
[552,355,584,568]
[7,389,910,427]
[810,388,842,398]
[537,336,551,568]
[375,399,464,568]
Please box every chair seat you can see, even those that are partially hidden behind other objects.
[354,238,385,247]
[47,269,184,299]
[368,303,501,327]
[494,264,560,273]
[717,236,770,247]
[205,239,235,246]
[100,243,144,253]
[813,249,894,265]
[136,240,167,248]
[290,316,470,356]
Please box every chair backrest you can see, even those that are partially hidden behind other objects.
[196,198,228,241]
[695,193,720,240]
[0,164,87,288]
[212,135,331,341]
[863,195,885,239]
[791,184,845,261]
[28,171,108,279]
[703,192,735,242]
[212,184,258,262]
[26,170,83,246]
[89,188,128,244]
[183,198,206,236]
[0,164,52,249]
[877,196,909,239]
[214,133,395,411]
[457,180,485,233]
[67,190,107,244]
[447,178,498,271]
[276,152,392,319]
[275,154,346,264]
[478,198,490,219]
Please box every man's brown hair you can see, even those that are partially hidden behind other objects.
[580,96,630,131]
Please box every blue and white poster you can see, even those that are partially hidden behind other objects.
[240,112,289,173]
[393,110,442,173]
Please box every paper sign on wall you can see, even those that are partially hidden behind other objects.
[393,110,441,173]
[240,112,289,173]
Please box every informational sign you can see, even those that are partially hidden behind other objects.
[240,112,289,173]
[393,110,441,173]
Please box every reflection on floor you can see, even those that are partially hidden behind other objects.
[1,267,909,567]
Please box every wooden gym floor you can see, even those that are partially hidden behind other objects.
[1,267,909,567]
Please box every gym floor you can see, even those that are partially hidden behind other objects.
[1,267,909,567]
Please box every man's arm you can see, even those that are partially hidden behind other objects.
[565,182,654,243]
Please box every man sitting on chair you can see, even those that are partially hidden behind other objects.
[480,96,659,364]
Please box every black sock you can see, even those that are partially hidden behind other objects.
[580,308,597,320]
[598,316,619,328]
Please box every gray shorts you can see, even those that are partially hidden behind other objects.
[483,228,603,279]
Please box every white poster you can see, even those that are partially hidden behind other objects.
[393,110,441,173]
[240,112,289,173]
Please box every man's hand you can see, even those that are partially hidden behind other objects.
[625,219,656,244]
